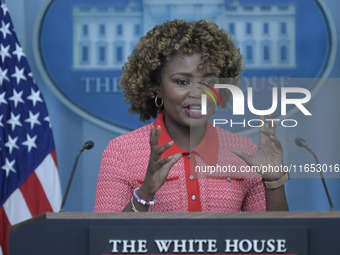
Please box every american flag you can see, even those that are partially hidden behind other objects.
[0,1,62,254]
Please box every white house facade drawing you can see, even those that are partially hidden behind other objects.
[72,0,296,70]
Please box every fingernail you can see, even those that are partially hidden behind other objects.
[157,125,161,130]
[168,141,174,145]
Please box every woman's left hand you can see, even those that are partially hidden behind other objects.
[231,115,285,181]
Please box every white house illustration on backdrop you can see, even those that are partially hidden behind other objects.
[72,0,296,70]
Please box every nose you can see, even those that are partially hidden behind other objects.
[189,81,204,99]
[189,88,202,99]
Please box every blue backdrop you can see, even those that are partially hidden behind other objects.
[7,0,340,212]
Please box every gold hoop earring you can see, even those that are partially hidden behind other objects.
[155,95,163,108]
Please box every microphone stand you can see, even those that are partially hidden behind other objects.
[59,141,94,212]
[303,146,335,211]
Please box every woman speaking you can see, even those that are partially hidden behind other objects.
[94,19,289,212]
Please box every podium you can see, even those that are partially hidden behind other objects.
[9,211,340,255]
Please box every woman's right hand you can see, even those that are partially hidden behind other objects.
[138,125,182,201]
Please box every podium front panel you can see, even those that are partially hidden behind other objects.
[9,212,340,255]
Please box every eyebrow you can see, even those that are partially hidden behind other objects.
[170,72,217,78]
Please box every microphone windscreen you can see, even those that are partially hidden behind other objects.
[83,140,94,150]
[295,137,305,147]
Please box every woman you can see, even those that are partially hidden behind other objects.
[94,19,289,212]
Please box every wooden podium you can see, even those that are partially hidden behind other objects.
[9,211,340,255]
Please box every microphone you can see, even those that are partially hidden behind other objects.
[295,137,309,150]
[295,137,335,211]
[81,140,94,151]
[59,140,94,212]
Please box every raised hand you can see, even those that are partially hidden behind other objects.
[231,115,285,181]
[138,125,182,200]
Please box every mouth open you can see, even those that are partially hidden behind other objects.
[185,104,203,118]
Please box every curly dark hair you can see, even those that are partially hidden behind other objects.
[120,19,243,121]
